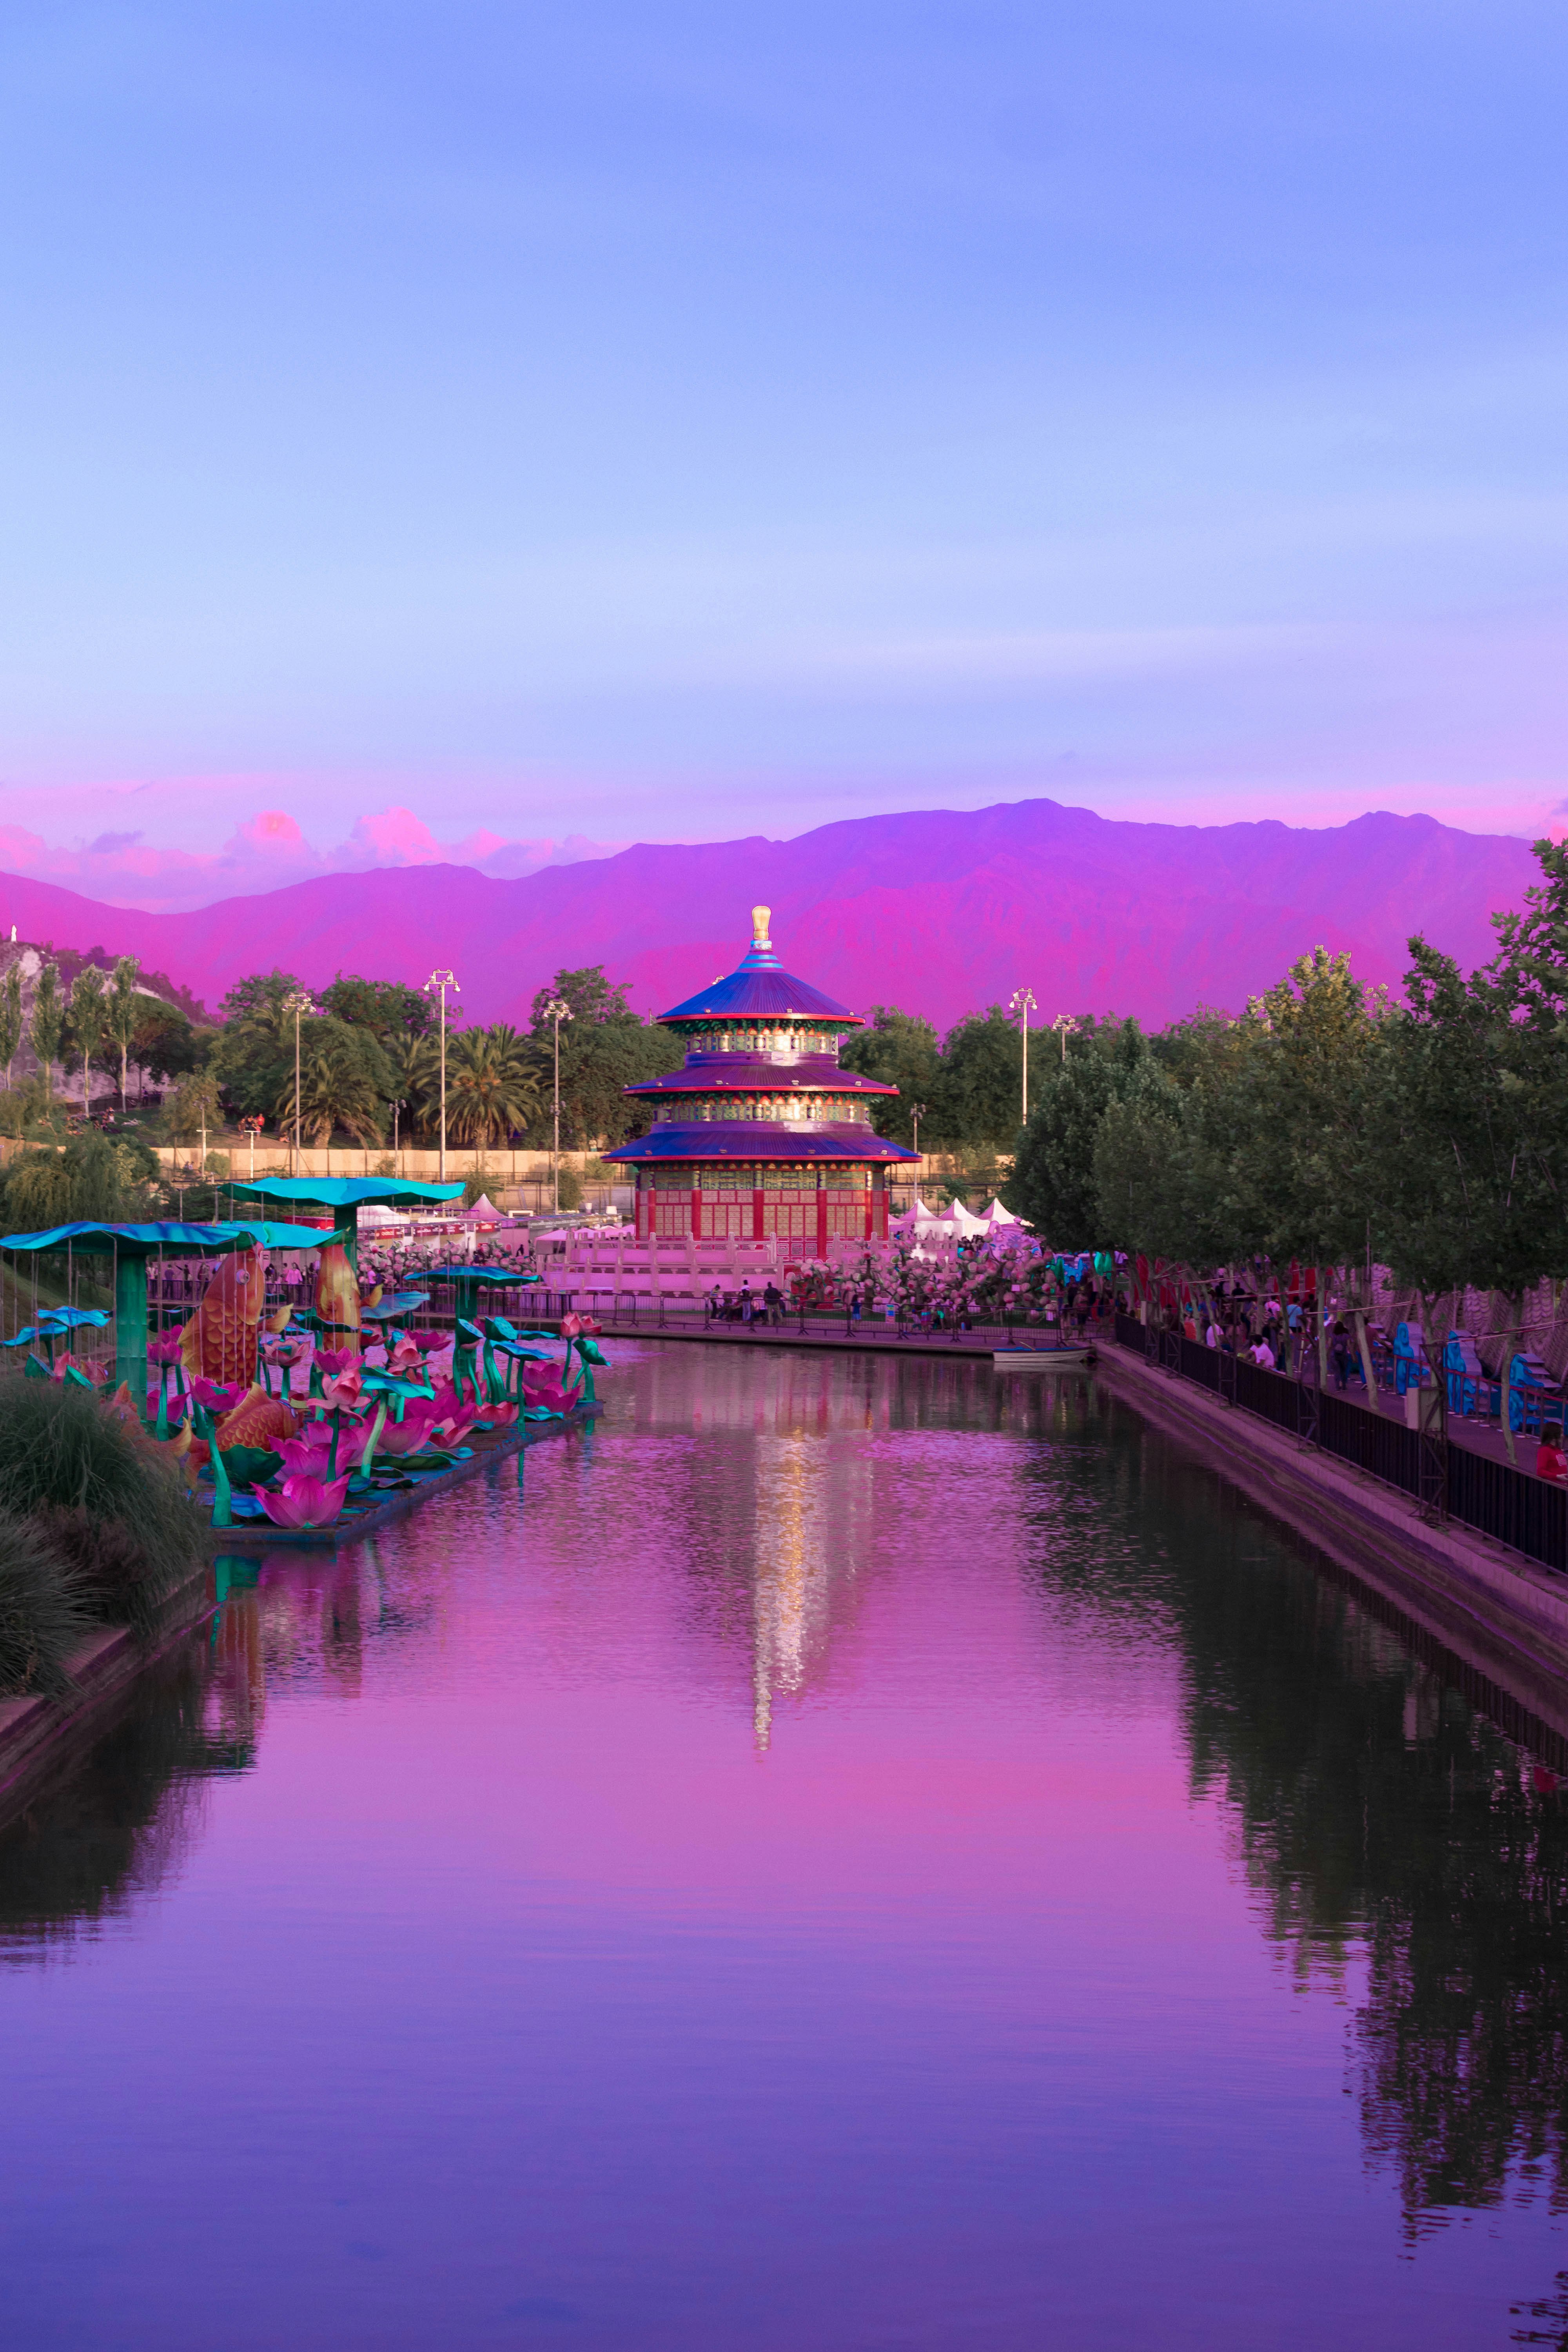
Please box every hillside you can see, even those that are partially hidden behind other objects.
[0,800,1539,1033]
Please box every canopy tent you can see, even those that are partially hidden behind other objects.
[979,1198,1030,1230]
[231,1177,467,1267]
[462,1194,506,1226]
[0,1219,351,1395]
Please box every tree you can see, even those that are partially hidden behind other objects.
[104,956,143,1109]
[67,965,107,1111]
[443,1025,541,1146]
[935,1007,1027,1146]
[528,966,636,1031]
[0,961,21,1091]
[838,1007,942,1144]
[1006,1018,1150,1243]
[321,974,433,1045]
[218,970,308,1029]
[273,1018,395,1146]
[133,1000,204,1089]
[28,961,62,1098]
[524,967,684,1147]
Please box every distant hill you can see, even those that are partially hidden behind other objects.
[0,800,1540,1033]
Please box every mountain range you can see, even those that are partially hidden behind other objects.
[0,799,1540,1033]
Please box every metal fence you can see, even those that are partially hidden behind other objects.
[1112,1312,1568,1575]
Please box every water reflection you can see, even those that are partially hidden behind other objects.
[1025,1393,1568,2235]
[4,1343,1568,2327]
[0,1639,247,1959]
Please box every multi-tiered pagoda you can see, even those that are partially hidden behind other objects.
[602,908,918,1255]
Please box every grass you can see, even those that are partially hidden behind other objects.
[0,1383,202,1641]
[0,1510,89,1697]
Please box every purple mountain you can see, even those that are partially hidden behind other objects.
[0,800,1539,1031]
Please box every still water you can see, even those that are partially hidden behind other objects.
[4,1341,1568,2349]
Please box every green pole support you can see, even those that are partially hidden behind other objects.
[344,1203,359,1276]
[114,1252,148,1406]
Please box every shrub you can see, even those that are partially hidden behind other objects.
[0,1510,88,1697]
[555,1167,583,1211]
[0,1384,201,1626]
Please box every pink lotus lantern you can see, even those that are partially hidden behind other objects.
[259,1472,352,1529]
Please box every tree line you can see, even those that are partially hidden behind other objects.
[183,964,686,1152]
[1002,839,1568,1335]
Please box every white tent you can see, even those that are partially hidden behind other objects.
[462,1194,506,1225]
[947,1198,989,1237]
[980,1198,1030,1230]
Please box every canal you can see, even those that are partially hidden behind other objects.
[2,1341,1566,2348]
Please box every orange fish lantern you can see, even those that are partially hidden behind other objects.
[314,1241,362,1357]
[181,1247,266,1388]
[213,1383,301,1454]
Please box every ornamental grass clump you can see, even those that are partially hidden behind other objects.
[0,1509,89,1697]
[0,1382,201,1635]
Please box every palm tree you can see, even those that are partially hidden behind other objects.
[29,961,62,1099]
[274,1019,392,1147]
[444,1025,541,1147]
[69,965,107,1115]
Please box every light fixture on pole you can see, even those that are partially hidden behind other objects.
[543,997,573,1212]
[1008,988,1038,1124]
[425,970,460,1182]
[282,992,313,1177]
[909,1100,927,1156]
[1051,1012,1080,1065]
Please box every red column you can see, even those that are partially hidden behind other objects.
[816,1185,828,1258]
[753,1184,764,1241]
[691,1183,702,1241]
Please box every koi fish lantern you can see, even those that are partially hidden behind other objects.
[314,1242,362,1357]
[181,1245,267,1387]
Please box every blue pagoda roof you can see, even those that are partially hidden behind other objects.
[661,909,855,1026]
[603,1123,917,1167]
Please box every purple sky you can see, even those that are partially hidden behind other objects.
[1,2,1564,902]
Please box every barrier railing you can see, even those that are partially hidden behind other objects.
[1112,1312,1567,1575]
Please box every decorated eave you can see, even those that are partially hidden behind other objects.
[623,1062,897,1100]
[602,1124,916,1166]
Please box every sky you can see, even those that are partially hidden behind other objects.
[0,0,1564,902]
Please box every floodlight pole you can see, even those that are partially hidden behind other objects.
[1009,988,1038,1124]
[426,970,459,1181]
[1052,1012,1080,1066]
[544,997,573,1212]
[284,992,313,1177]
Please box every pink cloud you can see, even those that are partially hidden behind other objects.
[0,804,626,913]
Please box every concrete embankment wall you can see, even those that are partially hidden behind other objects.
[1092,1343,1568,1746]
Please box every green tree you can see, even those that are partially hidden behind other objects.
[1006,1018,1150,1243]
[67,965,107,1112]
[218,970,308,1028]
[443,1025,541,1147]
[274,1018,394,1146]
[0,961,22,1091]
[935,1007,1027,1147]
[104,956,143,1109]
[526,967,684,1147]
[321,974,433,1045]
[838,1007,942,1143]
[28,961,62,1098]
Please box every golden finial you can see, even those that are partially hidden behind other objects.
[751,904,771,949]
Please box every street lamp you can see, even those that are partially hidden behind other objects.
[425,970,460,1181]
[1051,1013,1080,1065]
[392,1096,405,1171]
[283,992,313,1176]
[543,997,573,1212]
[1008,989,1038,1125]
